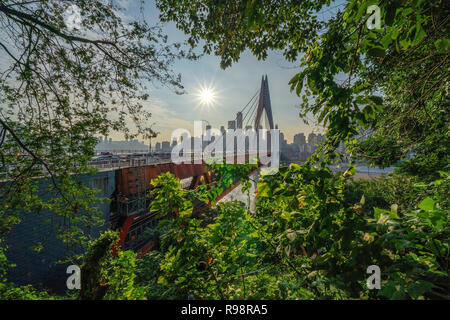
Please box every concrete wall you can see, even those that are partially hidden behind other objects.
[4,170,115,294]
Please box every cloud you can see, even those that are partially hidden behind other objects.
[143,98,194,142]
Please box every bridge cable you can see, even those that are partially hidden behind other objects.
[239,89,260,115]
[244,99,259,129]
[242,96,259,127]
[200,88,260,152]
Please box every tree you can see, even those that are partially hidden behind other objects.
[78,230,144,300]
[0,0,194,248]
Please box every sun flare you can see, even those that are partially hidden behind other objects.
[193,83,219,109]
[200,89,214,105]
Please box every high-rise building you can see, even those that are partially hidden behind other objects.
[155,142,161,151]
[161,141,171,152]
[308,133,317,145]
[181,132,189,143]
[236,112,243,129]
[279,131,287,151]
[294,133,306,146]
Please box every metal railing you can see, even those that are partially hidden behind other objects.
[89,157,171,170]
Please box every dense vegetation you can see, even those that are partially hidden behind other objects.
[1,0,449,300]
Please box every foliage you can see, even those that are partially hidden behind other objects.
[142,167,260,299]
[0,0,195,254]
[157,0,328,69]
[344,173,418,215]
[137,166,449,300]
[256,165,449,299]
[0,283,57,300]
[78,230,144,300]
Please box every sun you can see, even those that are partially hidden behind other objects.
[193,83,219,110]
[200,89,214,105]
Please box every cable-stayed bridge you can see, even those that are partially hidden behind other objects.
[110,75,276,255]
[4,76,277,292]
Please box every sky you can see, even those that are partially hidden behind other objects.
[116,0,327,145]
[0,0,339,145]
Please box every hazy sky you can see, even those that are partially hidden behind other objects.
[125,0,328,144]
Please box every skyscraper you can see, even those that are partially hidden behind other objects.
[308,133,317,145]
[161,141,171,152]
[294,133,306,146]
[236,112,243,129]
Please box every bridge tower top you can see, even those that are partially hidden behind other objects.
[254,75,274,130]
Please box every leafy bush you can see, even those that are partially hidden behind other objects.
[137,165,449,300]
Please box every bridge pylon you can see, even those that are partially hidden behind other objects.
[254,75,274,130]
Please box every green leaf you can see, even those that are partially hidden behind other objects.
[380,33,393,48]
[367,46,386,57]
[418,197,435,211]
[389,209,399,219]
[412,23,426,46]
[374,207,382,220]
[391,28,399,40]
[257,182,271,197]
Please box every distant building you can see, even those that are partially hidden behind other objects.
[228,120,236,130]
[161,141,171,152]
[94,136,149,153]
[236,112,243,129]
[294,133,306,146]
[204,125,212,146]
[308,133,317,144]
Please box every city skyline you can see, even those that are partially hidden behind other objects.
[95,126,326,155]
